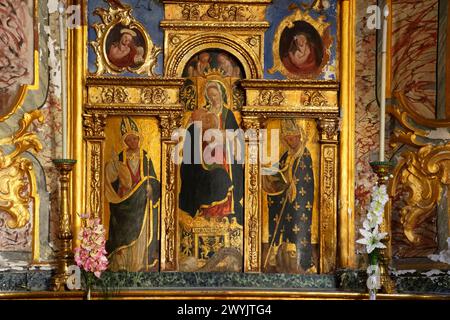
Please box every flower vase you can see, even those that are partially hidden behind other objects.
[369,289,377,300]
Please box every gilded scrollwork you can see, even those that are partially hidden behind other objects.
[179,3,201,20]
[0,110,43,229]
[141,87,168,104]
[83,113,107,138]
[316,117,338,273]
[83,113,107,219]
[100,87,129,104]
[387,91,450,259]
[90,1,161,76]
[242,117,261,272]
[302,90,329,107]
[178,3,256,22]
[160,113,182,140]
[319,145,337,273]
[317,117,339,141]
[254,90,285,106]
[391,143,450,257]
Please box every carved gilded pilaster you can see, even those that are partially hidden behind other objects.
[317,117,339,273]
[242,116,261,273]
[83,113,107,220]
[159,113,182,271]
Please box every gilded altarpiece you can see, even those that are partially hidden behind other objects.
[81,0,341,276]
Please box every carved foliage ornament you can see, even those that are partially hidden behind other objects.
[179,3,256,22]
[318,117,339,141]
[141,87,168,104]
[242,117,260,271]
[303,90,329,107]
[83,113,107,138]
[90,1,161,76]
[254,90,285,106]
[0,111,43,228]
[391,143,450,252]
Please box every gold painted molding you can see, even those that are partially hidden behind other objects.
[1,290,449,300]
[392,92,450,128]
[338,0,356,268]
[317,117,339,273]
[241,79,339,118]
[68,0,86,249]
[242,117,262,272]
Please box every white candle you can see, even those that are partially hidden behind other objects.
[379,5,389,162]
[58,3,68,159]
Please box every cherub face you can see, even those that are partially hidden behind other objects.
[294,34,308,51]
[120,33,133,46]
[217,54,227,64]
[199,52,210,63]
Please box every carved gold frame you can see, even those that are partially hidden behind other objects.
[241,79,339,273]
[65,0,359,278]
[90,3,161,76]
[268,8,332,79]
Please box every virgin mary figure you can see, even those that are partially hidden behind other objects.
[179,81,244,225]
[105,117,160,271]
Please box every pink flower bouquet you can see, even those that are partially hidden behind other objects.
[74,216,109,279]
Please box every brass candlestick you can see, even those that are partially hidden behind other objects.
[50,159,77,291]
[369,161,396,294]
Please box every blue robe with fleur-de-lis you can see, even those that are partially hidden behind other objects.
[267,148,314,272]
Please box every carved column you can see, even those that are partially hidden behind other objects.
[242,116,262,273]
[159,113,182,271]
[317,117,339,273]
[83,113,107,220]
[51,159,76,291]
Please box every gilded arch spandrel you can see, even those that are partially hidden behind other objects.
[163,32,265,79]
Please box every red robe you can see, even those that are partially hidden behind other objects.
[108,44,137,68]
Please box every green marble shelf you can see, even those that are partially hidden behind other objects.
[2,269,450,294]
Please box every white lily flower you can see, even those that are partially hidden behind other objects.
[367,210,383,223]
[356,227,387,254]
[363,217,380,231]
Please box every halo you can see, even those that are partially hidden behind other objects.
[120,28,137,37]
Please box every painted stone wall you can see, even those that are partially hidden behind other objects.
[354,0,379,263]
[354,0,445,264]
[391,0,439,119]
[0,0,63,267]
